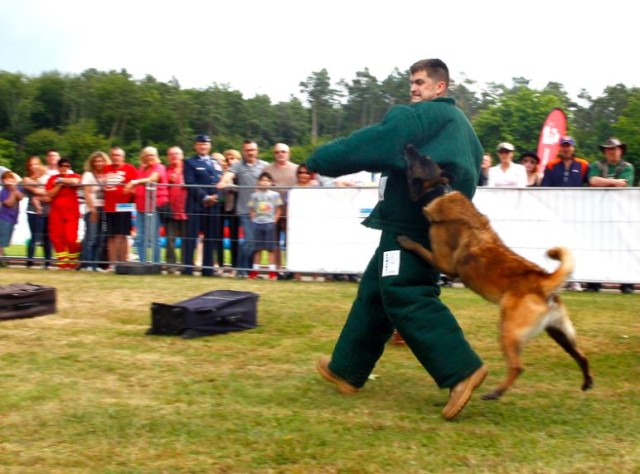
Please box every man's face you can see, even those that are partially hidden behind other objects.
[46,152,60,167]
[167,148,183,164]
[409,70,443,103]
[273,145,289,165]
[559,143,574,159]
[242,142,259,162]
[110,149,125,165]
[604,146,623,164]
[195,141,211,156]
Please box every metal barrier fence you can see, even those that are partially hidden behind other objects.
[4,184,640,284]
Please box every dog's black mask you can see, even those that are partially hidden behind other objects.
[404,145,453,203]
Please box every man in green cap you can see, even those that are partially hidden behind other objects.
[306,58,487,420]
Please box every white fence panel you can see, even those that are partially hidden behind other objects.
[288,187,640,283]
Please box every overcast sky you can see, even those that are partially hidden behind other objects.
[1,0,636,104]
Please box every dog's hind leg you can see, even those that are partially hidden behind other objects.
[482,296,545,401]
[481,327,525,401]
[545,304,593,391]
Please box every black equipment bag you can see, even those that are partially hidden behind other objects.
[148,290,258,338]
[0,283,57,321]
[115,263,162,275]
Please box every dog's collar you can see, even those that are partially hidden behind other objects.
[420,183,452,206]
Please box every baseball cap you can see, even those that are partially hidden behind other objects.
[195,134,211,143]
[496,142,515,152]
[559,135,576,146]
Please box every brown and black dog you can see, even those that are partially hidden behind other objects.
[398,145,593,400]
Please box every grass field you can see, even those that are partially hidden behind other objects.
[0,268,638,473]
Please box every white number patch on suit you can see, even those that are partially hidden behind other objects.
[377,176,387,201]
[382,250,400,277]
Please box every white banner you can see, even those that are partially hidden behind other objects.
[287,187,380,273]
[287,187,640,283]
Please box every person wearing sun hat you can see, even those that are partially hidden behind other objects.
[588,137,634,188]
[541,136,589,187]
[584,137,635,294]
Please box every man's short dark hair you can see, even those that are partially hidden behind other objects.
[410,58,449,88]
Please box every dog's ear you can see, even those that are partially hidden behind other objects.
[404,145,443,202]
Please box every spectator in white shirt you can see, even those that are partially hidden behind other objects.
[488,142,527,187]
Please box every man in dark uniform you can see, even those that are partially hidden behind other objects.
[307,59,487,420]
[182,134,223,276]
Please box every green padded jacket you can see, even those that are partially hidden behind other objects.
[306,97,483,237]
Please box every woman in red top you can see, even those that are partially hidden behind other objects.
[164,146,187,273]
[126,146,168,263]
[45,158,81,269]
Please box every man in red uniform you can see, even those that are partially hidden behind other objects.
[104,147,138,265]
[46,158,81,269]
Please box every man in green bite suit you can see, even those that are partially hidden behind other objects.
[306,58,487,420]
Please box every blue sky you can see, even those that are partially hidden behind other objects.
[1,0,636,103]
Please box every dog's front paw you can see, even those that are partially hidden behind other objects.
[397,235,418,251]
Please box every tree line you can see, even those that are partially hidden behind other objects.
[0,67,639,181]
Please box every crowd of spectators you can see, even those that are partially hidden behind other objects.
[0,135,635,292]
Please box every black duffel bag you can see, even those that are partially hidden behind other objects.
[148,289,258,339]
[0,283,57,321]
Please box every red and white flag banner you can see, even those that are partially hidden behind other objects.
[537,107,567,172]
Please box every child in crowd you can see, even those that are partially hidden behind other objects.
[247,172,283,280]
[0,170,24,265]
[29,164,47,214]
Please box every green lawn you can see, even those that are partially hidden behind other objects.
[0,267,638,473]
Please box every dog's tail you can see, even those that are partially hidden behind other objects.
[543,247,575,294]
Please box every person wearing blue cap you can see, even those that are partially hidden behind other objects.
[541,136,589,187]
[182,134,223,276]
